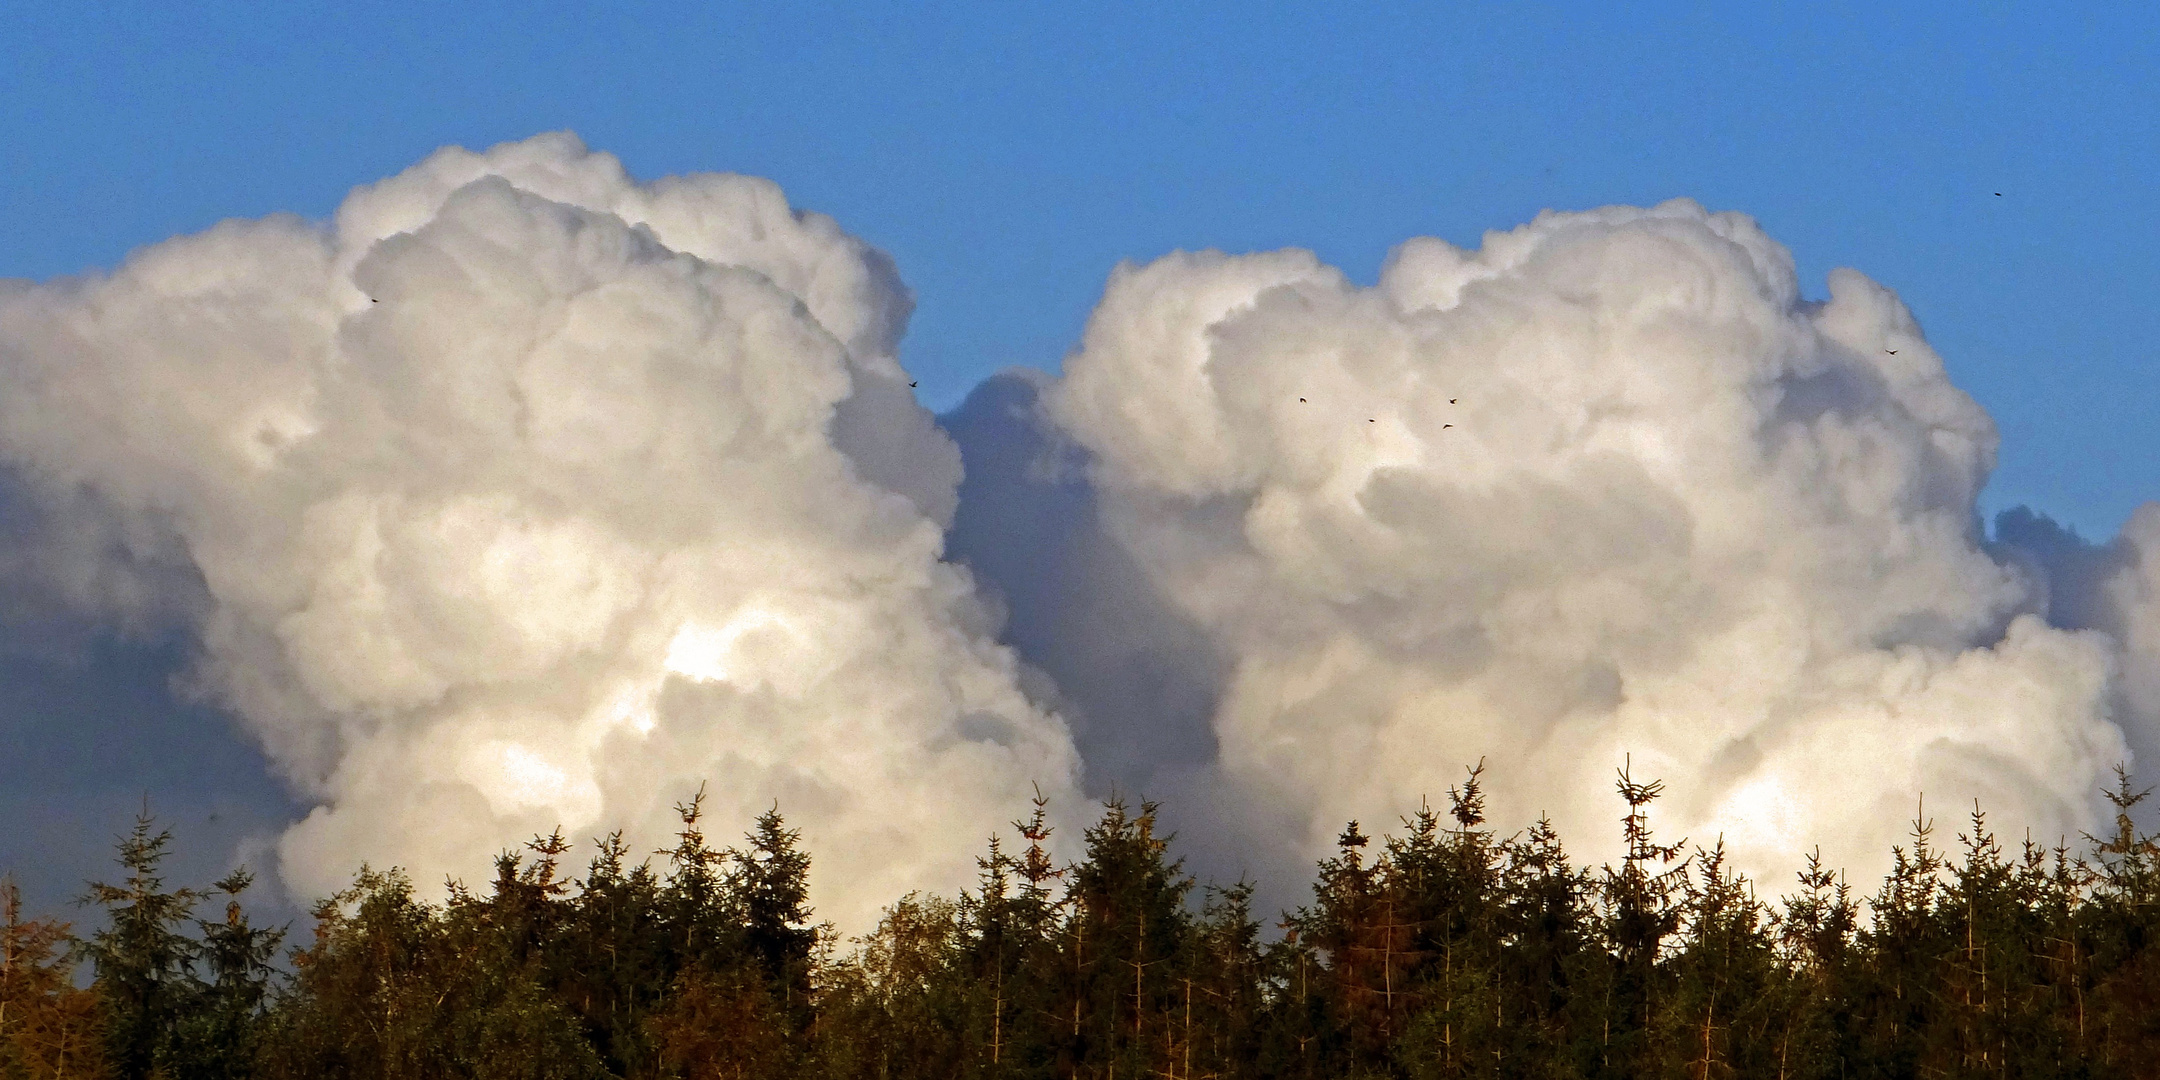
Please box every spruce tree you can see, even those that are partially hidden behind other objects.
[75,760,2160,1074]
[1772,849,1858,1077]
[1288,819,1381,1071]
[1184,881,1262,1079]
[2085,766,2160,1064]
[1492,813,1597,1075]
[1389,766,1508,1077]
[1596,762,1687,1078]
[949,792,1066,1079]
[1851,801,1950,1078]
[1662,840,1779,1079]
[79,809,202,1080]
[555,832,668,1077]
[441,834,608,1080]
[654,786,740,974]
[735,807,819,1008]
[645,799,819,1079]
[1057,798,1194,1078]
[166,869,282,1080]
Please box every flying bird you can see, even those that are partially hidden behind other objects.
[1443,424,1453,429]
[1885,349,1897,355]
[1995,192,2003,197]
[1299,397,1307,402]
[1449,398,1458,404]
[371,298,379,303]
[908,381,918,387]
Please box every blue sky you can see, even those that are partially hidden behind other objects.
[5,2,2156,534]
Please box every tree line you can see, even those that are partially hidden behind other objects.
[6,764,2160,1079]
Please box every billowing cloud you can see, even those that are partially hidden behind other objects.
[0,133,1080,930]
[8,137,2157,926]
[1997,505,2160,776]
[2108,509,2160,744]
[1026,200,2142,886]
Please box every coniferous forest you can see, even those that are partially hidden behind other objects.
[8,765,2160,1079]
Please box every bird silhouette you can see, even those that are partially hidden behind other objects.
[371,298,379,303]
[1449,398,1458,404]
[908,381,918,387]
[1368,418,1376,423]
[1299,397,1307,402]
[1885,349,1897,355]
[1443,424,1453,429]
[1995,192,2003,197]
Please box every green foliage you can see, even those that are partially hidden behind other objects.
[78,811,204,1080]
[166,870,282,1080]
[18,765,2160,1077]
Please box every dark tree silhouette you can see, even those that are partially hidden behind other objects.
[14,763,2160,1078]
[78,811,202,1080]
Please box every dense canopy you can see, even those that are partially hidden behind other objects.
[7,763,2160,1078]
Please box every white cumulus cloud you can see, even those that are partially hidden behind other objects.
[1041,200,2139,885]
[0,133,1080,930]
[9,137,2157,923]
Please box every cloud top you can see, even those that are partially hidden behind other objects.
[0,133,1079,930]
[7,139,2158,923]
[1041,200,2134,882]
